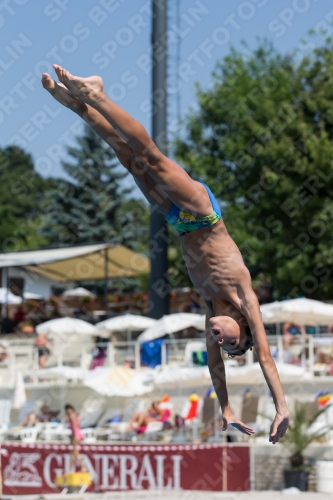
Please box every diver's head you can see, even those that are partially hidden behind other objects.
[209,315,253,358]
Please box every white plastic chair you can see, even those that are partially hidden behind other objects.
[40,422,71,442]
[183,341,206,367]
[81,427,97,444]
[145,421,164,434]
[19,423,44,443]
[46,334,93,368]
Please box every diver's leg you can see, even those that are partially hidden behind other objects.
[42,73,171,216]
[52,65,212,217]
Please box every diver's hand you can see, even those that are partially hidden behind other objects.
[269,411,289,444]
[222,407,255,436]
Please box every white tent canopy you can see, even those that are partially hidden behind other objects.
[0,243,149,282]
[95,314,156,338]
[137,313,204,343]
[62,287,96,298]
[36,317,97,337]
[260,298,333,325]
[0,288,22,304]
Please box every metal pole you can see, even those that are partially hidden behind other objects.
[135,342,140,370]
[108,343,115,368]
[308,335,314,377]
[250,442,256,491]
[104,248,108,314]
[277,335,284,364]
[4,267,8,318]
[148,0,169,319]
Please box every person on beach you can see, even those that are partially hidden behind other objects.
[42,65,290,444]
[65,404,86,472]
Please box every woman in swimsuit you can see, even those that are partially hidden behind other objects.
[41,66,290,444]
[65,404,86,472]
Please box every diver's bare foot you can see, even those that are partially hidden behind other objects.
[41,73,84,112]
[53,64,104,105]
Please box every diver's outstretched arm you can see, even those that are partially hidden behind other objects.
[205,304,255,437]
[242,287,290,444]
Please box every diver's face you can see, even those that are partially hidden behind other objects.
[209,315,248,356]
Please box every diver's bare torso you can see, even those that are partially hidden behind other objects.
[180,219,253,312]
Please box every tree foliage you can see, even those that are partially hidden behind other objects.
[41,124,146,249]
[281,401,332,469]
[0,146,55,252]
[176,40,333,299]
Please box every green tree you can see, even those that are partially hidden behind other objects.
[117,198,150,252]
[176,39,333,300]
[0,146,54,251]
[41,124,141,248]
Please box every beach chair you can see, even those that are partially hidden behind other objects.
[80,408,104,428]
[16,400,36,425]
[73,409,105,444]
[133,421,164,442]
[241,393,260,428]
[4,400,37,441]
[133,401,173,442]
[222,393,260,443]
[305,400,331,438]
[174,397,203,442]
[96,400,145,441]
[201,397,218,426]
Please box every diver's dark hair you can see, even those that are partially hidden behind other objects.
[227,325,254,359]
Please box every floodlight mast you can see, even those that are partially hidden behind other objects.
[148,0,169,319]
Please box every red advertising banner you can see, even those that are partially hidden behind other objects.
[1,442,249,495]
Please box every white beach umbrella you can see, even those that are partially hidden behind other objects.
[0,288,22,304]
[95,314,156,340]
[150,362,306,391]
[83,366,153,397]
[36,317,97,337]
[11,371,26,410]
[153,365,211,389]
[194,315,206,331]
[23,292,44,300]
[137,313,203,343]
[62,287,96,299]
[225,362,309,385]
[260,298,333,325]
[34,366,87,381]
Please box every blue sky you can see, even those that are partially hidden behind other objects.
[1,0,332,195]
